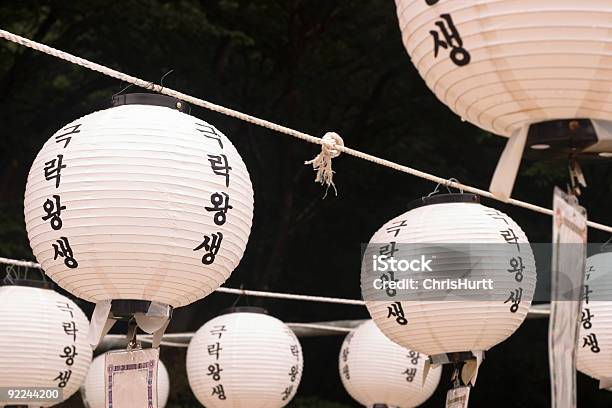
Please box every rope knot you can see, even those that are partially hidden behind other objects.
[305,132,344,197]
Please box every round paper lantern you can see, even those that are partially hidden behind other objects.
[82,353,170,408]
[0,283,92,406]
[363,194,536,357]
[23,93,254,308]
[396,1,612,198]
[577,252,612,388]
[186,308,303,408]
[396,0,612,139]
[339,320,441,407]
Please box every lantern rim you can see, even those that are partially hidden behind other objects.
[218,306,268,316]
[111,92,190,113]
[406,193,479,211]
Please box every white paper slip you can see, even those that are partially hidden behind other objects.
[446,386,470,408]
[104,348,160,408]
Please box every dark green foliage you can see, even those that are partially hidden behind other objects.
[1,1,612,406]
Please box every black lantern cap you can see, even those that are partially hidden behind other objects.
[407,193,479,211]
[218,306,269,316]
[111,92,190,113]
[524,119,609,161]
[110,299,165,319]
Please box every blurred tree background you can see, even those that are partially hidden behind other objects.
[1,1,611,407]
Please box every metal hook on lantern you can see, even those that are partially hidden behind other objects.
[600,236,612,253]
[111,83,137,101]
[126,318,141,351]
[568,156,587,197]
[159,69,174,91]
[229,283,251,308]
[111,75,160,103]
[427,177,464,197]
[2,264,18,285]
[2,262,41,284]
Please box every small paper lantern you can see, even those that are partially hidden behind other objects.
[0,283,92,406]
[82,353,170,408]
[339,320,441,407]
[23,93,254,308]
[363,194,536,358]
[395,0,612,198]
[186,308,303,408]
[577,252,612,388]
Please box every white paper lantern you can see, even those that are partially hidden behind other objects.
[395,0,612,138]
[0,284,92,406]
[186,308,303,408]
[577,252,612,388]
[363,194,536,357]
[396,1,612,198]
[24,94,254,308]
[82,353,170,408]
[339,320,441,408]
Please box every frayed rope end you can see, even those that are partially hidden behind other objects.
[305,132,344,198]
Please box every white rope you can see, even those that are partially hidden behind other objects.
[0,256,551,322]
[287,322,355,333]
[0,257,41,269]
[0,28,611,233]
[0,257,365,305]
[214,286,366,306]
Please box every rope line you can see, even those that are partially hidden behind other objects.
[215,286,366,306]
[0,257,41,269]
[0,257,365,306]
[0,256,551,320]
[0,28,611,233]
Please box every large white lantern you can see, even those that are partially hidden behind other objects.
[0,283,92,406]
[395,0,612,198]
[577,252,612,388]
[363,193,536,381]
[339,320,441,407]
[82,353,170,408]
[186,308,303,408]
[23,93,254,339]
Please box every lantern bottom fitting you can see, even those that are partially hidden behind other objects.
[524,119,612,161]
[429,351,484,366]
[109,299,173,321]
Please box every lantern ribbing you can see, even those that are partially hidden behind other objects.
[186,311,303,407]
[1,29,611,233]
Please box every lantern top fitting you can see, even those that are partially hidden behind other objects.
[219,306,269,316]
[406,192,479,211]
[111,92,190,113]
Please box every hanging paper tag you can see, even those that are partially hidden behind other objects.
[446,386,470,408]
[549,187,587,408]
[104,348,160,408]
